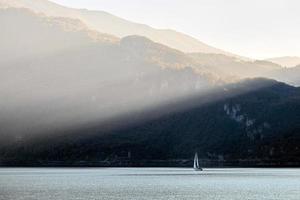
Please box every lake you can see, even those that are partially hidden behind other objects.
[1,168,300,200]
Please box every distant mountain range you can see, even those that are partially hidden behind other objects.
[268,65,300,86]
[0,0,241,58]
[1,0,297,83]
[0,8,221,140]
[189,53,281,78]
[0,1,300,167]
[266,56,300,68]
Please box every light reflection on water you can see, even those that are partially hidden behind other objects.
[1,168,300,200]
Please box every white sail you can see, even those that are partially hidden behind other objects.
[193,153,197,168]
[193,152,202,171]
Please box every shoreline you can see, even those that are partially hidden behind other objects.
[2,159,300,168]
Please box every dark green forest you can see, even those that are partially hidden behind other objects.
[1,79,300,167]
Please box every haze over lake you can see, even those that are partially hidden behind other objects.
[1,168,300,200]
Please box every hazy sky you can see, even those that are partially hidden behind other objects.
[50,0,300,59]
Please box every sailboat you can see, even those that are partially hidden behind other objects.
[193,153,203,171]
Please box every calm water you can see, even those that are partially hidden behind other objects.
[1,168,300,200]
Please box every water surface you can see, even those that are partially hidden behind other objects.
[1,168,300,200]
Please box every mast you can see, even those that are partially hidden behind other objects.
[195,153,199,169]
[193,153,197,168]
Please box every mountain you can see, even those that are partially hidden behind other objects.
[0,7,118,66]
[268,65,300,86]
[1,79,300,166]
[1,7,300,167]
[189,53,281,78]
[0,7,295,141]
[266,56,300,68]
[0,1,287,80]
[0,8,221,142]
[0,0,241,57]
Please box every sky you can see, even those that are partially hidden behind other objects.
[50,0,300,59]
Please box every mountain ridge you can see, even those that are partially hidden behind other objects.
[266,56,300,68]
[0,4,300,167]
[0,0,244,58]
[268,65,300,86]
[0,7,223,141]
[1,78,300,166]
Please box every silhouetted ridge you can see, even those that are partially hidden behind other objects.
[1,79,300,166]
